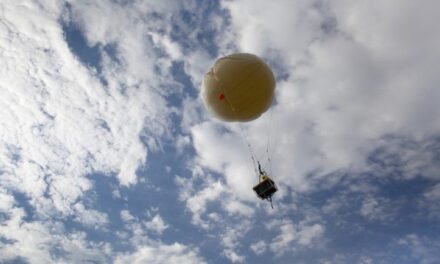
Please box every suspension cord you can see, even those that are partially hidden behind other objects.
[220,87,261,177]
[249,145,259,176]
[239,124,259,176]
[258,162,263,175]
[257,161,263,182]
[261,105,275,176]
[268,196,274,209]
[219,84,276,185]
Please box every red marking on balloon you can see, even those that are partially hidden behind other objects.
[219,93,225,101]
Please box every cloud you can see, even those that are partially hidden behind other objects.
[0,188,15,212]
[424,183,440,201]
[0,0,183,225]
[179,3,440,258]
[297,223,325,246]
[0,207,110,263]
[2,0,440,263]
[0,1,210,262]
[115,242,206,264]
[268,219,325,256]
[176,173,226,229]
[144,214,169,235]
[395,234,440,264]
[220,0,324,56]
[223,199,254,216]
[119,210,133,222]
[0,204,201,263]
[249,240,267,255]
[117,209,204,264]
[185,0,440,207]
[420,182,440,220]
[73,202,108,228]
[359,196,398,222]
[368,136,440,180]
[222,249,245,264]
[220,220,252,263]
[118,208,209,264]
[191,122,259,201]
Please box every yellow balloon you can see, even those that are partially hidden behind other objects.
[202,53,275,122]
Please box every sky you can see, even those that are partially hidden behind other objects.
[1,0,440,263]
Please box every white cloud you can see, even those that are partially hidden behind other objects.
[220,221,252,264]
[150,31,183,60]
[297,223,325,246]
[220,0,323,57]
[421,183,440,220]
[117,209,205,263]
[181,177,226,229]
[121,210,136,223]
[120,210,151,245]
[73,203,108,228]
[249,240,267,255]
[0,0,181,225]
[424,183,440,201]
[269,221,296,254]
[0,205,203,263]
[223,199,254,216]
[191,122,259,201]
[0,1,212,262]
[175,135,191,154]
[185,0,440,212]
[359,196,397,222]
[322,196,345,215]
[144,214,169,235]
[2,0,440,262]
[368,137,440,180]
[0,207,109,263]
[115,242,206,264]
[0,188,15,212]
[121,209,168,238]
[222,249,245,264]
[177,169,256,262]
[396,234,440,264]
[358,255,374,264]
[268,219,325,255]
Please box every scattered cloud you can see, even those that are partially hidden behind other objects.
[249,240,267,255]
[144,214,169,235]
[208,0,440,195]
[359,196,397,222]
[0,207,110,263]
[268,218,325,256]
[395,234,440,264]
[114,243,206,264]
[220,220,252,263]
[1,0,439,263]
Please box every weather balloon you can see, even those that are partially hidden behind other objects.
[201,53,275,122]
[201,53,278,208]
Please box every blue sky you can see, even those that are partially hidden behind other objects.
[1,0,440,263]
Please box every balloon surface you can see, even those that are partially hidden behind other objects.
[202,53,275,122]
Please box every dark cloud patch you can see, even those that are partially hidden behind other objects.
[368,135,440,180]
